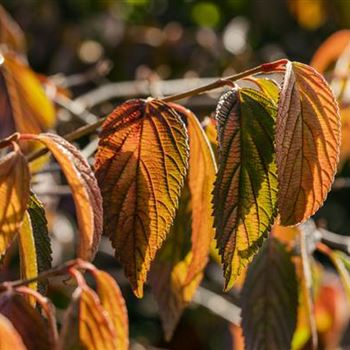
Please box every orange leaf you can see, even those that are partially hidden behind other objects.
[0,292,51,350]
[92,270,129,350]
[95,99,189,297]
[170,104,216,284]
[0,52,55,140]
[59,286,117,350]
[310,30,350,73]
[0,144,30,256]
[276,62,340,225]
[0,314,26,350]
[35,133,102,261]
[0,5,26,53]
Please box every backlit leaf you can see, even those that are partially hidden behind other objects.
[0,5,26,53]
[276,61,340,225]
[214,87,278,290]
[0,292,51,350]
[0,314,26,350]
[170,104,216,284]
[0,145,30,256]
[35,133,102,261]
[0,52,55,140]
[18,193,52,297]
[59,286,117,350]
[92,270,129,350]
[241,238,298,350]
[95,99,189,297]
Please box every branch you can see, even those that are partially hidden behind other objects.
[26,59,287,163]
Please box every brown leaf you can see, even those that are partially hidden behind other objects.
[59,286,117,350]
[35,133,103,261]
[95,99,189,297]
[0,5,26,53]
[92,270,129,350]
[276,62,341,225]
[0,144,30,256]
[0,314,27,350]
[0,292,51,350]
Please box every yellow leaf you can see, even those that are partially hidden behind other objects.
[92,270,129,350]
[35,133,102,261]
[95,99,189,297]
[59,286,117,350]
[0,145,30,256]
[0,314,27,350]
[276,62,341,225]
[0,52,55,141]
[214,87,278,290]
[0,5,26,53]
[149,104,216,340]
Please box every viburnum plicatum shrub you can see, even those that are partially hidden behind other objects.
[0,5,348,350]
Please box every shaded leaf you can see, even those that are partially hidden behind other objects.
[0,145,30,256]
[92,270,129,350]
[276,61,340,225]
[59,286,117,350]
[0,314,27,350]
[241,238,298,350]
[95,99,189,297]
[0,52,55,140]
[0,292,51,350]
[18,193,52,297]
[0,5,26,53]
[35,133,102,261]
[214,87,278,290]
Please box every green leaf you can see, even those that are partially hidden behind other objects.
[241,238,298,350]
[214,87,278,290]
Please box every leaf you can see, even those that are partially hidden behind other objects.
[35,133,103,261]
[214,87,278,290]
[0,292,51,350]
[0,52,55,140]
[276,61,341,226]
[95,99,189,297]
[310,30,350,73]
[92,270,129,350]
[170,104,216,283]
[247,77,280,105]
[0,145,30,256]
[241,238,298,350]
[0,5,26,53]
[0,314,27,350]
[59,286,117,350]
[18,193,52,297]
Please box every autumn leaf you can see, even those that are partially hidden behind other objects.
[0,5,26,53]
[95,99,189,297]
[0,144,30,256]
[310,30,350,73]
[241,238,298,350]
[214,87,278,290]
[0,292,51,350]
[18,193,52,297]
[59,286,117,350]
[34,133,103,261]
[0,314,27,350]
[0,52,55,140]
[170,103,216,284]
[92,270,129,350]
[276,61,340,225]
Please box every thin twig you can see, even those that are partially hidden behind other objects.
[26,59,287,163]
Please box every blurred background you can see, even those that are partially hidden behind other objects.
[3,0,350,349]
